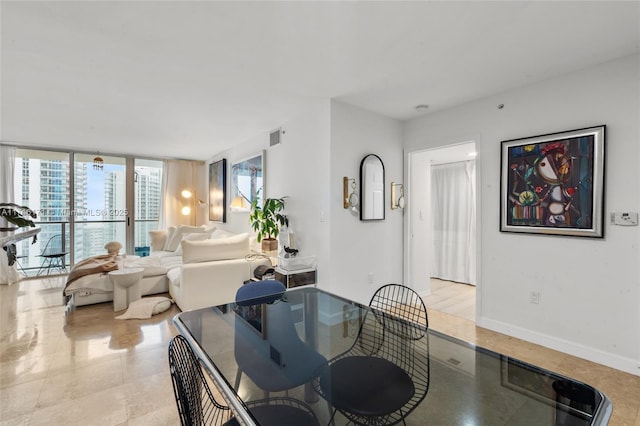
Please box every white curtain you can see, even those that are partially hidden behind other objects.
[430,160,476,285]
[0,145,16,204]
[0,145,20,284]
[160,159,204,229]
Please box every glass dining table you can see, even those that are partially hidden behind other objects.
[173,286,611,426]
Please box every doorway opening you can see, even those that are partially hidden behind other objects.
[406,141,478,322]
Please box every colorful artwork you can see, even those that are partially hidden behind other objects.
[500,126,605,237]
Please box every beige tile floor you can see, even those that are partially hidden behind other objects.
[1,277,638,425]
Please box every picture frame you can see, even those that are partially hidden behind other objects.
[234,303,267,339]
[500,125,605,237]
[209,159,227,222]
[230,151,264,212]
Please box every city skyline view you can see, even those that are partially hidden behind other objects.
[13,149,162,275]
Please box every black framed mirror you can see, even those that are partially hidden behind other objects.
[359,154,385,221]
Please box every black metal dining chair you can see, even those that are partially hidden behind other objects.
[316,284,430,426]
[169,334,233,425]
[169,335,320,426]
[37,234,68,275]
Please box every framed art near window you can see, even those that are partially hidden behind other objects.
[209,159,227,222]
[230,151,264,212]
[500,125,605,237]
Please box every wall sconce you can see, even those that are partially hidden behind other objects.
[391,182,405,210]
[343,177,359,212]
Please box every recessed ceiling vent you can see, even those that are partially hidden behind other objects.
[270,128,283,146]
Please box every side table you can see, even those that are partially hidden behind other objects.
[274,267,317,289]
[109,268,144,312]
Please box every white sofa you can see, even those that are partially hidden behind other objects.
[149,226,271,311]
[66,226,270,311]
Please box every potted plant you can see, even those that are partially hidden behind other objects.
[249,192,287,252]
[0,203,37,231]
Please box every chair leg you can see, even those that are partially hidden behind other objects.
[37,258,51,276]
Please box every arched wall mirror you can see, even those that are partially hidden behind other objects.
[359,154,385,221]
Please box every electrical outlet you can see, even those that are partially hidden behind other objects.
[529,291,540,304]
[367,273,374,284]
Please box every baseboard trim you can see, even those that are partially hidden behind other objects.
[477,317,640,376]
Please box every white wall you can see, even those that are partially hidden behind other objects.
[328,100,404,305]
[404,54,640,375]
[205,100,332,282]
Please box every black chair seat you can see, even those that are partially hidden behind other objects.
[319,356,415,417]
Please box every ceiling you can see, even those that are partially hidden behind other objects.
[1,1,638,160]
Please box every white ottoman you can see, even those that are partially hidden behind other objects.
[109,268,144,312]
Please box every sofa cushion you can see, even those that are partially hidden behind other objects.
[182,233,250,264]
[175,232,211,255]
[163,226,177,251]
[210,228,237,239]
[149,230,168,252]
[165,225,208,252]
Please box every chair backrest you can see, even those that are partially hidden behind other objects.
[41,234,66,256]
[369,283,428,332]
[235,280,286,306]
[357,284,430,392]
[168,335,231,425]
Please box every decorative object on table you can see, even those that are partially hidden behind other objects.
[360,154,385,221]
[249,190,287,253]
[283,246,298,258]
[104,241,122,255]
[500,125,605,237]
[343,177,359,213]
[231,151,264,212]
[277,223,295,256]
[277,254,316,271]
[115,296,173,320]
[209,158,227,222]
[0,203,37,240]
[390,182,405,210]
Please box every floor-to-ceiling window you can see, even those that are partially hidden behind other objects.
[73,153,127,264]
[13,149,71,276]
[13,148,163,276]
[134,159,163,254]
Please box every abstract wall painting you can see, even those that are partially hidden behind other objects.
[500,126,605,237]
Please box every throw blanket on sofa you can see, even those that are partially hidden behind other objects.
[64,253,119,291]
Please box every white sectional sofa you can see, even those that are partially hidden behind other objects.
[148,226,271,311]
[66,226,270,311]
